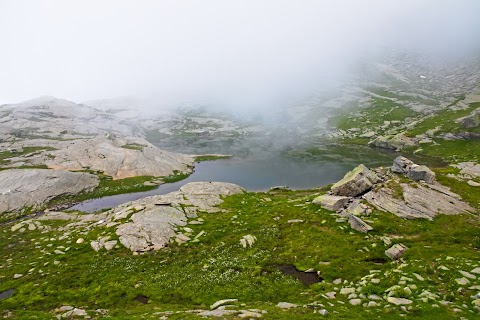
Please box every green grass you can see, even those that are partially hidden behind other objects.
[408,139,480,163]
[406,102,480,137]
[329,97,419,131]
[0,146,57,165]
[194,154,232,162]
[1,174,479,319]
[162,170,190,183]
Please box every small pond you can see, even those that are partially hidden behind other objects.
[69,146,403,213]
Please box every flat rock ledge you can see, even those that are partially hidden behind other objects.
[0,169,99,215]
[107,182,244,252]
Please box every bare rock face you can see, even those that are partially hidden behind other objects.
[110,182,244,252]
[4,137,195,180]
[116,206,187,251]
[363,182,474,219]
[44,137,194,179]
[0,169,99,214]
[312,194,350,211]
[330,164,381,197]
[385,243,408,260]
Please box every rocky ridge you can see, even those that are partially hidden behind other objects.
[314,157,474,231]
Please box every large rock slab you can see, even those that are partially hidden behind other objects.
[116,206,187,251]
[109,182,244,252]
[0,169,99,214]
[14,137,195,180]
[363,182,474,219]
[331,164,380,197]
[312,194,350,211]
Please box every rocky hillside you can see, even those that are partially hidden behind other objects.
[0,96,196,219]
[1,158,479,319]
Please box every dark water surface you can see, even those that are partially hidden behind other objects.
[69,148,399,213]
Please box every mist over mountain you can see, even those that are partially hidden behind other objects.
[1,0,479,110]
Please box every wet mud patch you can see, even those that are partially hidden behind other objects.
[134,295,149,304]
[277,265,323,285]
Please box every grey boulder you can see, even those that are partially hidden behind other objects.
[407,165,435,184]
[312,194,350,211]
[330,164,380,197]
[385,243,408,260]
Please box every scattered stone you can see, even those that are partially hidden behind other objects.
[459,270,476,279]
[62,308,88,318]
[312,194,350,211]
[467,180,480,187]
[13,274,23,279]
[340,287,356,295]
[456,277,470,285]
[240,235,256,248]
[387,297,413,305]
[348,215,373,233]
[210,299,238,310]
[325,292,336,299]
[76,238,84,244]
[276,302,298,309]
[104,240,117,251]
[349,299,362,305]
[287,219,304,223]
[318,309,329,315]
[90,241,102,252]
[385,243,408,260]
[55,306,73,312]
[239,310,262,318]
[471,267,480,274]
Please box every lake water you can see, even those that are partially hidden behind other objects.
[70,147,398,213]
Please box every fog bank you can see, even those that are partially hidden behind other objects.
[1,0,479,108]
